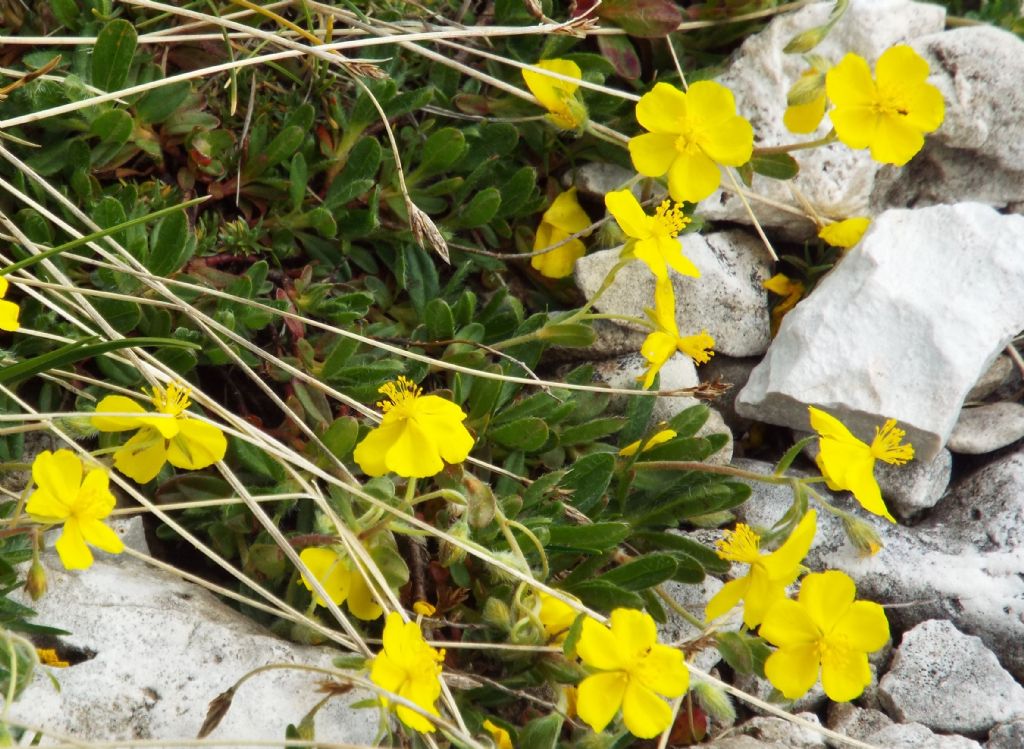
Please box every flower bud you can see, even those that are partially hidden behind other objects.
[482,597,511,630]
[439,518,470,567]
[842,514,884,557]
[462,473,496,528]
[24,558,46,601]
[487,551,531,583]
[693,680,736,726]
[783,26,827,54]
[509,615,544,646]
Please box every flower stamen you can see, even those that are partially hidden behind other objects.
[149,382,192,416]
[377,375,423,413]
[871,419,914,464]
[715,523,762,564]
[652,200,690,238]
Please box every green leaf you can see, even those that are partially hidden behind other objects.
[324,138,381,208]
[535,323,596,347]
[597,34,642,81]
[750,153,800,181]
[148,209,194,276]
[289,153,308,212]
[322,416,359,460]
[630,481,752,528]
[452,187,501,229]
[244,125,304,180]
[568,579,645,610]
[716,631,771,677]
[229,436,286,482]
[633,531,728,575]
[546,522,629,553]
[561,452,615,515]
[92,19,137,92]
[424,298,455,340]
[775,435,816,475]
[595,554,677,591]
[416,127,466,178]
[489,418,550,452]
[519,713,563,749]
[89,108,132,146]
[557,416,626,446]
[50,0,81,28]
[666,404,710,438]
[135,80,190,124]
[92,297,141,333]
[597,0,682,38]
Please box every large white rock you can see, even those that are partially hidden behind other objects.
[703,0,946,237]
[879,620,1024,737]
[11,554,378,745]
[574,230,773,357]
[735,204,1024,461]
[947,402,1024,455]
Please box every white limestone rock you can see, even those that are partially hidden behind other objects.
[702,0,946,238]
[987,720,1024,749]
[738,714,826,748]
[735,204,1024,461]
[567,162,649,200]
[966,355,1014,402]
[879,620,1024,737]
[11,553,378,745]
[947,402,1024,454]
[825,703,894,747]
[574,230,773,358]
[866,722,982,749]
[871,27,1024,214]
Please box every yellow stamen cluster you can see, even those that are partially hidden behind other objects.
[715,523,761,564]
[679,331,716,365]
[871,419,914,464]
[150,382,192,416]
[652,200,690,238]
[36,648,70,668]
[377,376,422,413]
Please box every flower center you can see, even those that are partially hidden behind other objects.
[673,122,704,155]
[873,88,910,119]
[377,376,423,415]
[149,382,191,416]
[715,523,762,564]
[651,200,691,238]
[870,419,914,465]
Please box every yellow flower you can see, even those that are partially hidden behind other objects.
[628,81,754,204]
[91,382,228,484]
[0,275,19,331]
[370,612,445,733]
[482,719,513,749]
[353,376,474,478]
[576,608,689,738]
[25,449,124,570]
[639,278,715,389]
[537,591,581,642]
[784,68,828,134]
[808,406,914,523]
[531,188,592,279]
[605,190,698,281]
[763,273,805,336]
[818,217,871,248]
[826,45,944,166]
[618,428,677,457]
[298,547,383,621]
[760,570,889,702]
[705,510,817,628]
[522,59,587,131]
[36,647,70,668]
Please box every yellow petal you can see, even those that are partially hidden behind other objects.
[870,114,925,166]
[113,428,168,483]
[0,298,19,332]
[658,236,700,278]
[705,577,749,622]
[413,395,475,466]
[830,106,879,151]
[54,518,93,570]
[577,671,627,734]
[33,449,84,510]
[762,510,817,580]
[629,132,677,178]
[875,45,930,89]
[385,418,446,478]
[78,517,125,555]
[578,617,626,671]
[764,644,821,700]
[831,600,890,652]
[299,547,351,607]
[635,82,689,134]
[0,276,7,297]
[807,406,863,447]
[370,650,405,695]
[759,598,820,649]
[818,217,871,248]
[701,115,755,167]
[532,234,586,278]
[523,59,581,117]
[544,188,591,235]
[634,642,688,698]
[482,720,514,749]
[901,82,945,133]
[91,395,149,432]
[666,150,721,204]
[820,645,872,702]
[25,488,69,523]
[353,420,404,477]
[784,94,827,134]
[167,418,227,470]
[639,331,677,389]
[826,53,876,110]
[798,570,856,634]
[609,608,657,653]
[677,331,715,365]
[741,566,789,628]
[605,189,651,240]
[538,592,578,641]
[78,468,115,519]
[347,568,384,621]
[621,681,673,738]
[686,81,739,124]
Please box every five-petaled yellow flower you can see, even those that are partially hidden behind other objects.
[298,547,383,621]
[639,279,715,389]
[25,449,124,570]
[629,81,754,204]
[605,190,698,281]
[760,570,889,702]
[705,510,817,628]
[92,382,228,484]
[818,217,871,249]
[370,612,445,733]
[576,608,689,738]
[0,276,19,331]
[531,188,592,279]
[618,428,677,457]
[522,59,587,131]
[482,719,513,749]
[826,45,944,166]
[763,273,805,337]
[353,376,474,478]
[808,406,914,523]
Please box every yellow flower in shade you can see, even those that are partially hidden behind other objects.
[353,376,474,478]
[818,217,871,248]
[618,428,677,457]
[826,45,944,166]
[25,450,124,570]
[760,570,889,702]
[482,719,513,749]
[298,547,383,621]
[639,279,715,389]
[605,190,698,281]
[0,276,19,331]
[370,612,445,733]
[705,510,817,628]
[628,81,754,204]
[522,59,587,131]
[531,188,592,278]
[576,608,689,738]
[763,273,805,336]
[808,406,914,523]
[537,591,581,642]
[91,382,228,484]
